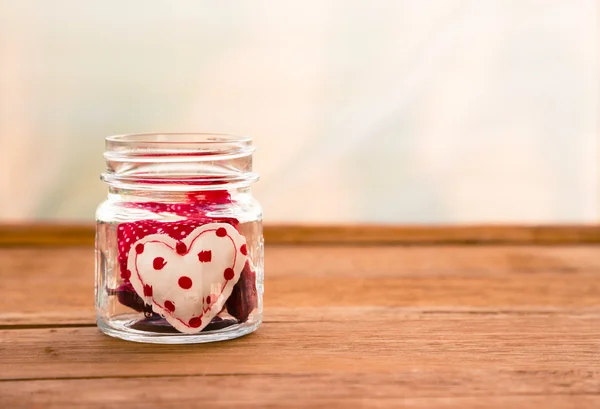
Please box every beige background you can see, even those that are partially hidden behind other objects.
[0,1,598,223]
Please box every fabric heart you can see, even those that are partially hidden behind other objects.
[126,223,248,333]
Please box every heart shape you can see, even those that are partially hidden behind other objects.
[126,223,248,333]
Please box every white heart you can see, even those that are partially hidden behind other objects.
[127,223,248,333]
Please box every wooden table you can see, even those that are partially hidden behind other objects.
[1,225,599,408]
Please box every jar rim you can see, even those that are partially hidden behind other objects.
[103,133,258,191]
[106,133,252,145]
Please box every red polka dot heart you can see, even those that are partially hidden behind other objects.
[126,223,248,333]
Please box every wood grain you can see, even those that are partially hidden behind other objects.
[0,228,598,408]
[1,312,599,380]
[1,374,599,409]
[1,223,599,246]
[1,245,599,325]
[1,311,599,408]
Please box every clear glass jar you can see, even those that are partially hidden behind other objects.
[95,133,263,344]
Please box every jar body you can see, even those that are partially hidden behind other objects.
[96,133,263,343]
[95,189,263,343]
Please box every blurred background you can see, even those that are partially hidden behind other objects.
[0,0,597,224]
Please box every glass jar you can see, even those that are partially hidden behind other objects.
[95,133,263,344]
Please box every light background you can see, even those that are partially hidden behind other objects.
[0,1,598,223]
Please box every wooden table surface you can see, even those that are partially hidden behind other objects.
[0,225,599,408]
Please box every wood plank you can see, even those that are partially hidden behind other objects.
[0,313,598,380]
[1,245,598,326]
[0,375,598,409]
[0,224,93,247]
[0,239,598,407]
[267,224,600,245]
[1,224,599,247]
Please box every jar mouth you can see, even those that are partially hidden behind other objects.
[106,133,253,145]
[102,133,258,191]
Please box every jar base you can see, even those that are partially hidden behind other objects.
[97,317,261,344]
